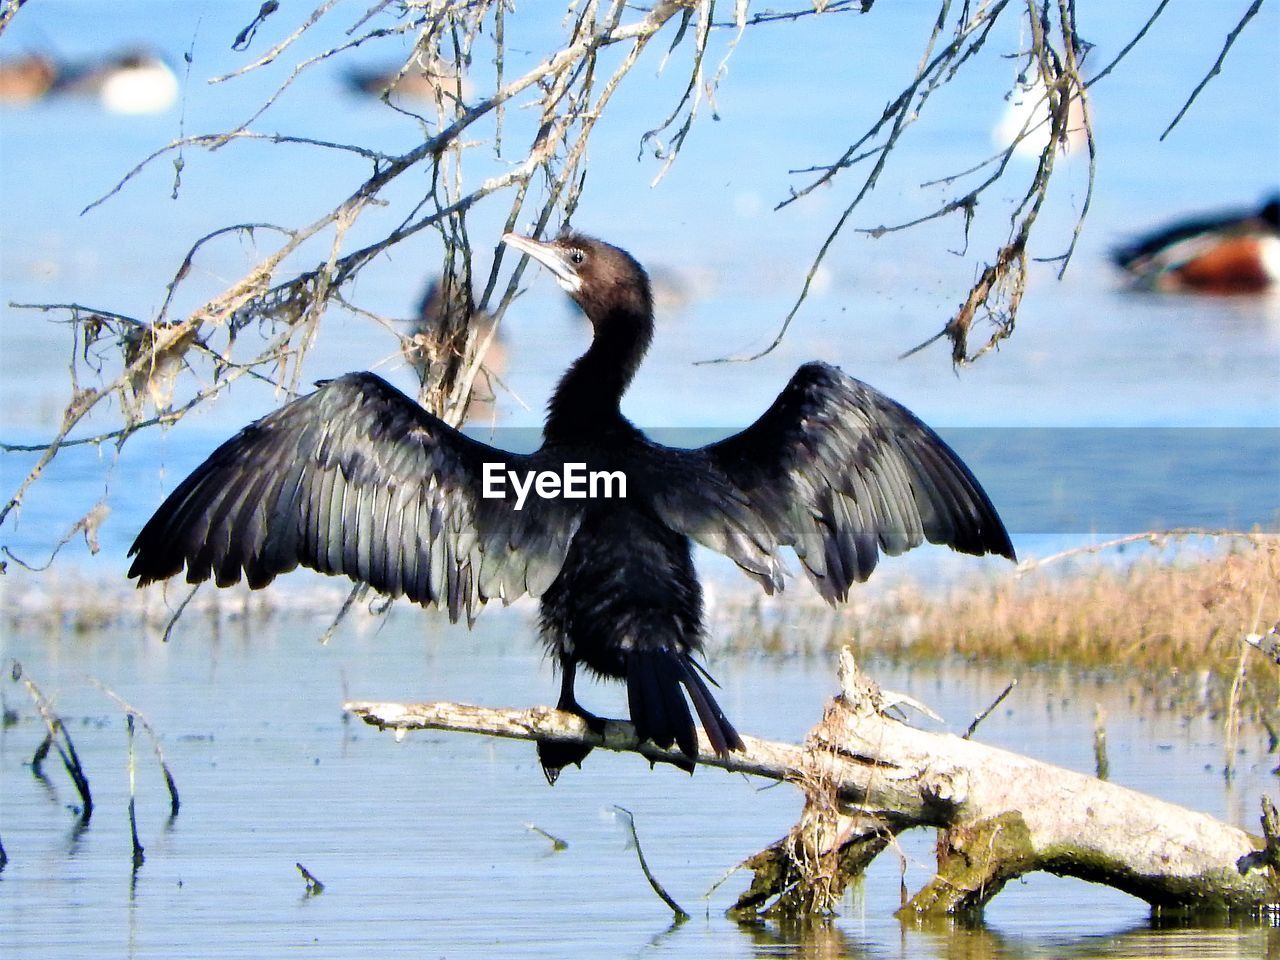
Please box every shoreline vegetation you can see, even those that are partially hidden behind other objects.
[716,532,1280,752]
[5,534,1276,731]
[719,533,1277,668]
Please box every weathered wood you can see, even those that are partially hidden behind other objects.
[344,649,1280,919]
[342,699,811,780]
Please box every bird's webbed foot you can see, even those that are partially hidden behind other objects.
[538,663,608,784]
[538,736,595,785]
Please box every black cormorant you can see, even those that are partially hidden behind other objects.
[128,232,1015,780]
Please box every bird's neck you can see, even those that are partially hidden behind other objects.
[545,306,653,445]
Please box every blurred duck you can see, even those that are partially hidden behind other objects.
[1112,197,1280,294]
[344,60,471,106]
[402,278,506,422]
[54,50,178,114]
[994,68,1090,159]
[0,53,58,103]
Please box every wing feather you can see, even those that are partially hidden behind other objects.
[128,372,581,622]
[654,361,1013,602]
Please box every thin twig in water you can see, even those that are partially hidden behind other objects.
[524,822,569,851]
[11,661,93,820]
[1225,588,1271,781]
[296,861,326,895]
[92,680,182,817]
[964,679,1017,740]
[127,715,146,869]
[162,584,202,645]
[614,806,689,921]
[1093,704,1109,781]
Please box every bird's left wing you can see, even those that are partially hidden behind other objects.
[127,372,581,621]
[651,361,1014,602]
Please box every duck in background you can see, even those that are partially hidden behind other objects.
[343,59,471,107]
[1112,196,1280,294]
[0,53,58,104]
[993,67,1091,159]
[54,49,178,114]
[2,49,178,113]
[402,277,506,423]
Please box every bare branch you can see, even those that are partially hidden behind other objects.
[1083,0,1173,90]
[614,806,690,921]
[1160,0,1265,141]
[702,0,1018,365]
[1014,528,1277,575]
[91,679,181,817]
[212,0,341,81]
[0,0,32,37]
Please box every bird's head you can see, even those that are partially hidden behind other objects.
[1262,196,1280,230]
[502,231,652,328]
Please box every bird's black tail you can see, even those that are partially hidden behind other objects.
[626,650,744,769]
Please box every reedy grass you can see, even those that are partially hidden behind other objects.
[714,535,1279,750]
[5,537,1275,734]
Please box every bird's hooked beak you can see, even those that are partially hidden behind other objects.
[502,232,583,296]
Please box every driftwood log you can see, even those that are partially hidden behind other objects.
[345,649,1280,919]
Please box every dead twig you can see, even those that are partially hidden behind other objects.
[1093,704,1109,781]
[614,806,689,922]
[1015,528,1277,575]
[296,861,326,895]
[0,0,33,37]
[524,822,569,852]
[963,679,1017,740]
[127,715,145,870]
[10,661,93,821]
[1160,0,1266,141]
[92,680,182,818]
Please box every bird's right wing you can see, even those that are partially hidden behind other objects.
[651,362,1014,603]
[127,372,581,622]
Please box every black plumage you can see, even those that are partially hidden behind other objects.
[129,231,1015,780]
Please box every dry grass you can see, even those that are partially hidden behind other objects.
[874,541,1276,674]
[714,536,1279,740]
[0,570,367,639]
[716,537,1276,669]
[6,537,1275,731]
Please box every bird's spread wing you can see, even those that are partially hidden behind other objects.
[127,372,581,621]
[652,362,1014,602]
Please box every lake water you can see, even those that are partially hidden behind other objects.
[2,602,1278,960]
[1,2,1279,957]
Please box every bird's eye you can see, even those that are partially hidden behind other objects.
[570,249,585,265]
